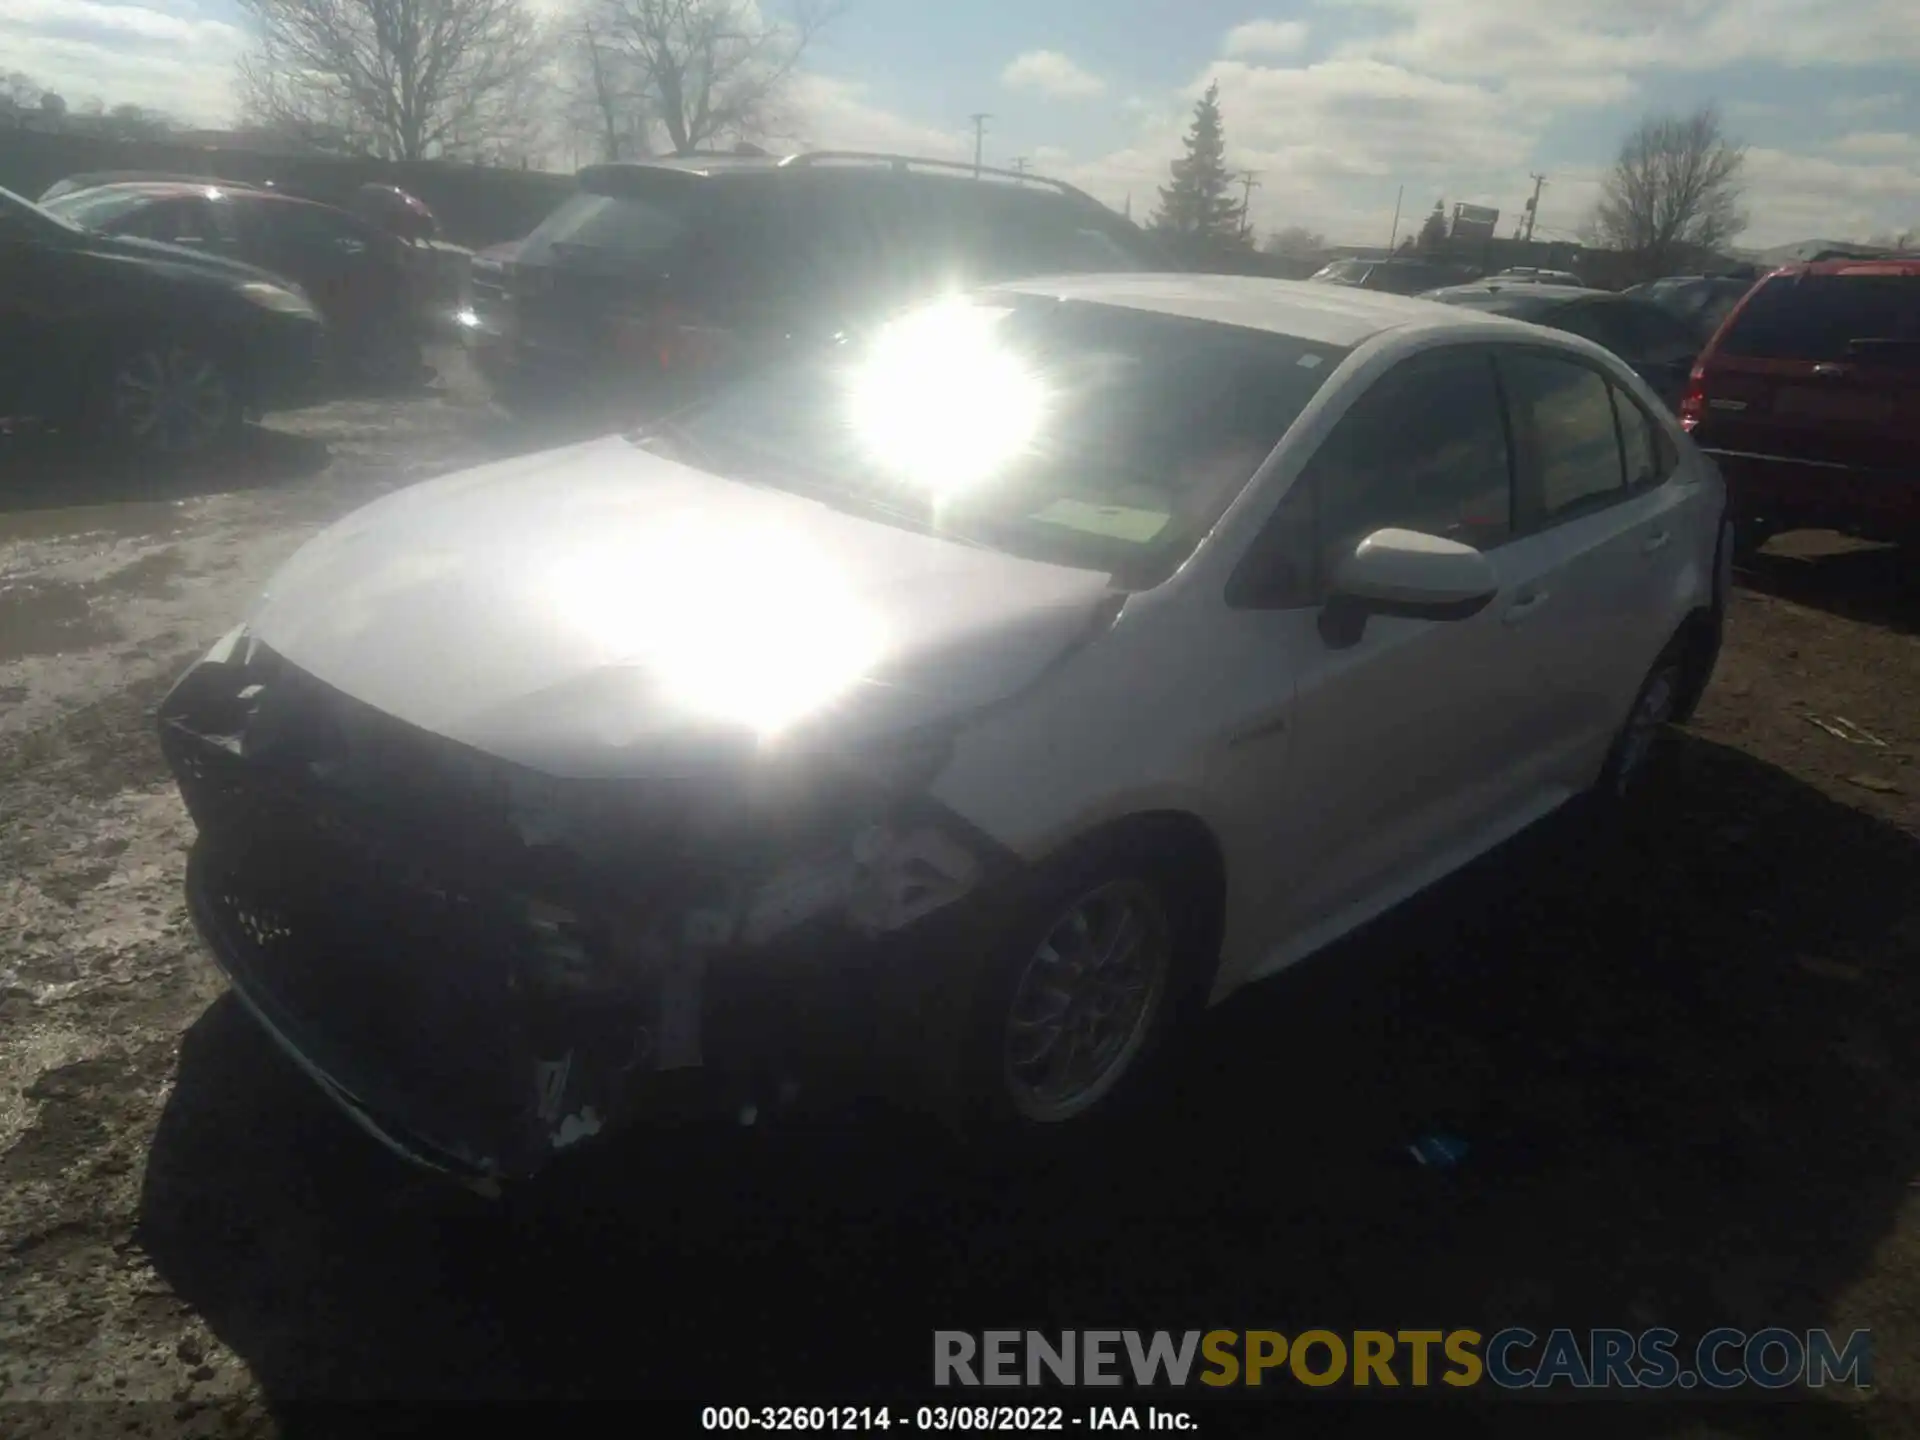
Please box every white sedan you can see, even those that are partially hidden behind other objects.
[158,273,1730,1185]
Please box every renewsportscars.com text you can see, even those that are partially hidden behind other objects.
[934,1328,1873,1391]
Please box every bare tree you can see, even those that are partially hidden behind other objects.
[582,0,840,156]
[1591,105,1748,276]
[101,103,173,140]
[234,0,554,162]
[559,23,653,162]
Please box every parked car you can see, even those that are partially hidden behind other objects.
[38,172,266,204]
[0,183,324,455]
[1627,275,1756,344]
[1485,266,1587,287]
[457,237,523,348]
[1681,258,1920,551]
[1424,282,1704,410]
[158,274,1728,1187]
[1306,257,1481,295]
[473,152,1167,417]
[42,181,425,386]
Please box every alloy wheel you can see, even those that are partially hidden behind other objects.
[110,345,235,455]
[1001,878,1171,1124]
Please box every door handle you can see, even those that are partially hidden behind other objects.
[1642,530,1672,555]
[1502,590,1549,625]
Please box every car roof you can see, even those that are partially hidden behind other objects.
[1430,281,1595,305]
[1765,257,1920,279]
[986,272,1532,349]
[57,181,350,216]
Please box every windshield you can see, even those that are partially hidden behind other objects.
[518,184,704,264]
[41,187,160,230]
[1311,259,1372,284]
[0,183,83,240]
[649,295,1349,586]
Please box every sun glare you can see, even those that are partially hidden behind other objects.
[845,298,1047,497]
[549,518,883,739]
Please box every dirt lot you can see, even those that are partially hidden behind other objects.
[2,362,1918,1437]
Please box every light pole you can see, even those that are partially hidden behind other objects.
[969,113,991,178]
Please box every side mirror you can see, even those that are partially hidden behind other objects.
[1320,527,1498,647]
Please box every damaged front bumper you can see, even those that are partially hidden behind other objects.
[159,636,1013,1187]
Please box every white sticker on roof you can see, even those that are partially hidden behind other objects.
[1297,353,1325,369]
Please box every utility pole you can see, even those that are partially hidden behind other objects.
[1235,169,1261,243]
[1010,156,1030,182]
[1387,183,1404,251]
[969,113,991,178]
[1522,172,1547,243]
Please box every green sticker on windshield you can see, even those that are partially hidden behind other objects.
[1029,499,1172,544]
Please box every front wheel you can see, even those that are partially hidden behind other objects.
[944,835,1208,1147]
[94,338,242,458]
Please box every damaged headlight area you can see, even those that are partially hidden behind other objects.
[158,633,1003,1186]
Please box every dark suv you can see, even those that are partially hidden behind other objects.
[1682,259,1920,550]
[466,152,1165,416]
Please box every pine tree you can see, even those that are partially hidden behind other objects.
[1418,200,1450,251]
[1151,82,1243,250]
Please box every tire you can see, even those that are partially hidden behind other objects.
[940,830,1214,1152]
[1729,517,1773,560]
[91,336,243,458]
[1592,641,1690,805]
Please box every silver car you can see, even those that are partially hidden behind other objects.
[159,274,1730,1188]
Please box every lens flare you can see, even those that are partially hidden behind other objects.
[846,299,1046,496]
[548,518,883,739]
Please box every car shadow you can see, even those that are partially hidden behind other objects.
[0,426,333,514]
[1737,538,1920,636]
[136,733,1915,1432]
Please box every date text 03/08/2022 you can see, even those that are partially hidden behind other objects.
[701,1406,1195,1431]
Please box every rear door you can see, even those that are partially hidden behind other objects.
[1495,347,1693,768]
[1700,267,1920,477]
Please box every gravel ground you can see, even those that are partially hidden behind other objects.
[2,366,1918,1436]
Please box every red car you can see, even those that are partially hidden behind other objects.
[41,181,425,384]
[1681,258,1920,552]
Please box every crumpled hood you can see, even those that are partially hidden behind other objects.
[246,435,1120,778]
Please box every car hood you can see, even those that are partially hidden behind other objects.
[245,435,1122,778]
[88,231,287,288]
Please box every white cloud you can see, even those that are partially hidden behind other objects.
[1223,19,1309,58]
[0,0,244,122]
[1829,131,1916,158]
[1000,50,1107,99]
[782,74,970,159]
[1739,145,1920,244]
[1829,93,1904,121]
[1323,0,1920,82]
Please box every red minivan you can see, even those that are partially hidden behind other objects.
[1681,258,1920,552]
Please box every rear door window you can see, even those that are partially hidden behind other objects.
[1611,384,1678,491]
[1717,273,1920,360]
[1498,352,1627,526]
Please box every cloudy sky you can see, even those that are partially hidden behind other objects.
[6,0,1919,247]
